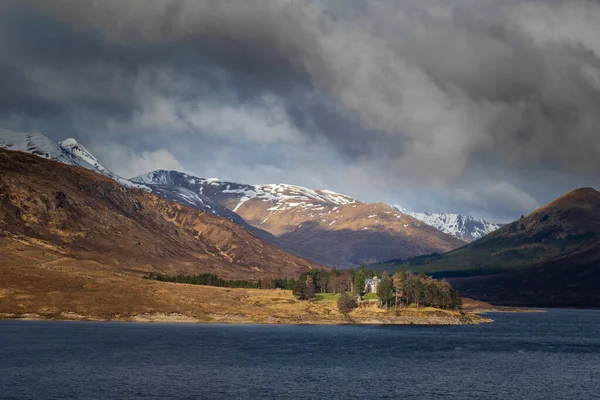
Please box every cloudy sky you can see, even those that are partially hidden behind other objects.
[2,0,600,222]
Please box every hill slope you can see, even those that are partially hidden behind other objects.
[134,170,466,267]
[450,237,600,307]
[0,129,291,248]
[388,188,600,307]
[393,188,600,277]
[0,148,320,280]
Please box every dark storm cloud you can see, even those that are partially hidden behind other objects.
[1,0,600,221]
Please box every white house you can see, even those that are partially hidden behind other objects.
[364,276,380,293]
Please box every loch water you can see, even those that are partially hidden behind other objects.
[1,310,599,399]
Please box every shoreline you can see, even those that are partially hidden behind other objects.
[465,307,546,314]
[0,310,494,325]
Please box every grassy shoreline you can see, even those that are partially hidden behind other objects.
[0,255,492,325]
[0,310,492,325]
[0,283,492,325]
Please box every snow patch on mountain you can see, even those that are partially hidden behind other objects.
[393,205,501,242]
[134,170,358,215]
[1,129,80,165]
[0,128,148,190]
[59,138,104,172]
[221,183,356,206]
[58,138,146,189]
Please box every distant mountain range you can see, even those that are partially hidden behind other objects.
[133,170,465,267]
[392,205,502,242]
[0,128,465,267]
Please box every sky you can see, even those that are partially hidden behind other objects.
[1,0,600,222]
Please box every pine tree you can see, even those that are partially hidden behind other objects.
[354,268,366,295]
[377,272,395,308]
[293,278,307,300]
[304,275,316,299]
[451,289,463,310]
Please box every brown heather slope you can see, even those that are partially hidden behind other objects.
[275,203,465,267]
[133,171,466,268]
[209,186,464,268]
[0,148,320,280]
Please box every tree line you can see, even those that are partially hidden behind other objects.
[143,266,462,311]
[143,272,296,290]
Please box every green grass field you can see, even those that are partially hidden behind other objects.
[314,293,341,301]
[315,292,379,301]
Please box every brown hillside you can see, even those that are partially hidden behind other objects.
[527,187,600,233]
[132,172,466,267]
[476,187,600,247]
[276,203,465,267]
[0,148,320,280]
[220,195,464,268]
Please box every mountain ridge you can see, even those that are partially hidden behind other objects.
[135,170,466,267]
[0,128,148,190]
[0,147,320,279]
[393,205,502,242]
[1,128,466,268]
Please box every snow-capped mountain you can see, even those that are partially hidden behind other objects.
[134,170,357,214]
[0,128,146,190]
[57,138,146,189]
[392,205,502,242]
[134,170,465,267]
[0,128,466,267]
[132,171,272,229]
[0,129,248,221]
[132,170,359,234]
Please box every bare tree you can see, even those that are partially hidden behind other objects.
[337,292,357,316]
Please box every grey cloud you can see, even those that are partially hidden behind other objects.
[1,0,599,221]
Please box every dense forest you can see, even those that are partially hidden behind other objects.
[144,266,462,310]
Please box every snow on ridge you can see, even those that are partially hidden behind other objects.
[236,183,357,206]
[0,128,148,190]
[211,181,357,207]
[1,129,68,161]
[134,170,178,185]
[393,204,501,242]
[134,169,358,208]
[59,138,104,171]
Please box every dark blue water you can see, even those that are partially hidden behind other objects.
[1,310,599,400]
